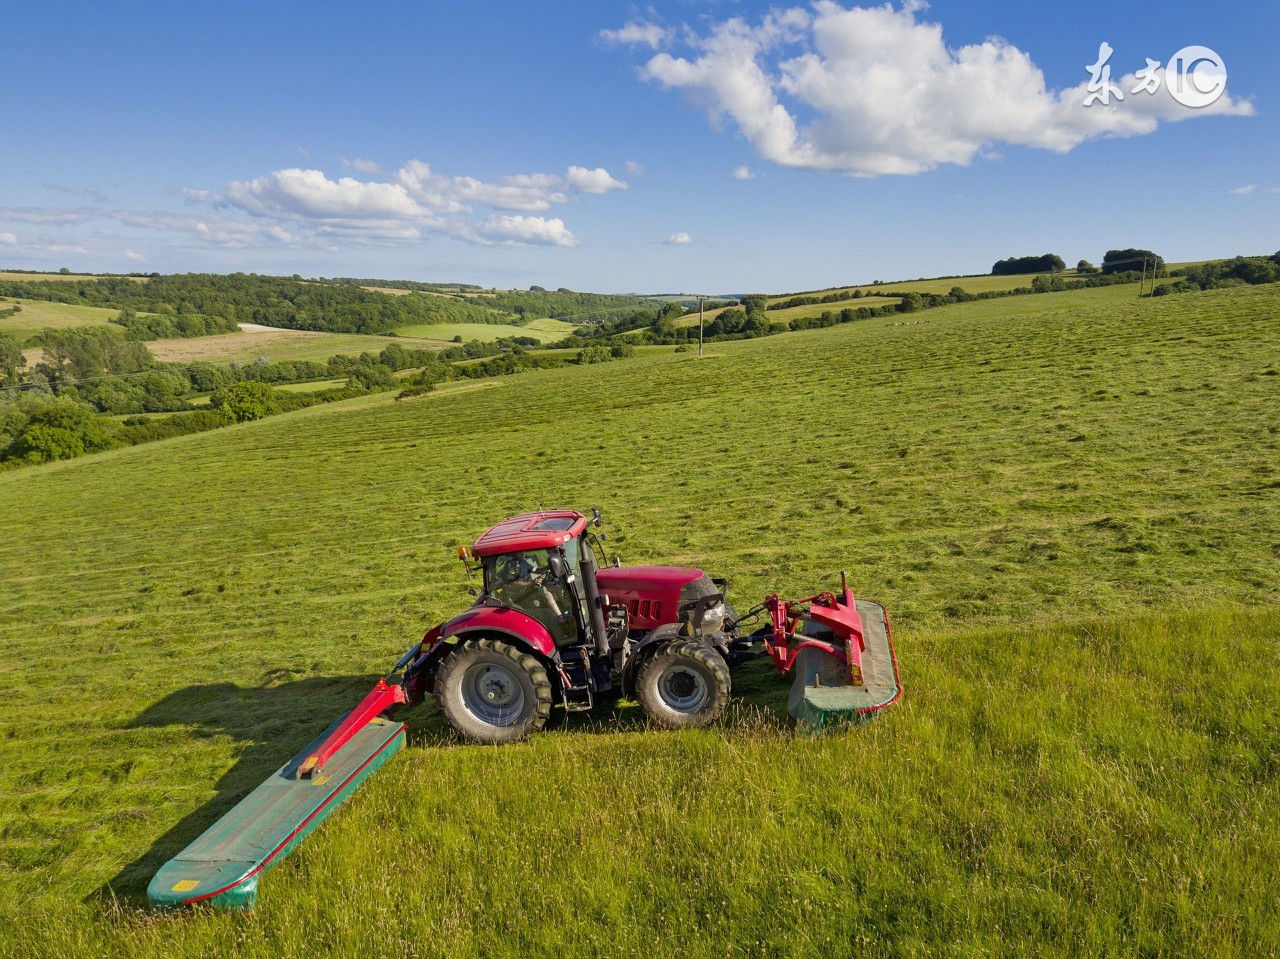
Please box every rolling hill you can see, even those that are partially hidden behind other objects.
[1,281,1277,956]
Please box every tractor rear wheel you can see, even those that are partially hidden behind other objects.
[637,640,731,729]
[435,639,552,744]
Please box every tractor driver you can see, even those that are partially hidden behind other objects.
[491,550,579,646]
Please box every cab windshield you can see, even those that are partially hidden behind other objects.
[483,549,580,646]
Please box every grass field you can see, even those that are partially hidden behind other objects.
[0,272,149,284]
[274,378,350,393]
[691,272,1083,326]
[394,319,576,344]
[1,282,1278,956]
[0,298,125,344]
[144,328,440,365]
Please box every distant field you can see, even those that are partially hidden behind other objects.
[274,378,349,393]
[689,272,1091,326]
[395,320,575,343]
[0,271,148,283]
[798,272,1070,298]
[358,286,468,300]
[520,318,577,335]
[0,298,124,344]
[145,328,440,365]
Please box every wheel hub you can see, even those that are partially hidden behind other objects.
[658,665,708,711]
[462,662,526,724]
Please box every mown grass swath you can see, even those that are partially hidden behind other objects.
[0,282,1277,956]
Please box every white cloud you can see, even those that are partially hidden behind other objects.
[471,215,579,247]
[625,160,645,177]
[1,158,625,256]
[1229,184,1258,195]
[450,172,568,212]
[124,250,145,262]
[339,156,382,174]
[219,161,625,246]
[0,232,16,244]
[665,232,694,245]
[224,168,426,220]
[623,1,1254,177]
[565,166,628,194]
[600,21,673,49]
[0,208,93,225]
[732,165,756,180]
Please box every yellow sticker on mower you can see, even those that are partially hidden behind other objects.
[171,880,199,893]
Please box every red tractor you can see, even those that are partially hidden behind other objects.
[398,508,900,743]
[148,508,901,911]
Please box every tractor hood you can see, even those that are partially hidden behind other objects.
[595,565,709,632]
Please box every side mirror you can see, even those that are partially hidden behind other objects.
[611,555,622,568]
[457,545,477,578]
[591,507,603,528]
[548,554,568,578]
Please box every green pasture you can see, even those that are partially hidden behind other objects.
[0,298,124,345]
[690,272,1087,326]
[1,282,1278,956]
[394,320,576,343]
[274,378,350,393]
[144,330,441,366]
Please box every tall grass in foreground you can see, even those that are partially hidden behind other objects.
[4,608,1277,958]
[1,282,1278,956]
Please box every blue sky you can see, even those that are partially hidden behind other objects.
[2,1,1275,293]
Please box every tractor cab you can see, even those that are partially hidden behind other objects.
[469,510,595,648]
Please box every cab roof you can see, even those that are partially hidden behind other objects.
[472,510,588,557]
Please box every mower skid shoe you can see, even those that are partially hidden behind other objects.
[789,600,900,731]
[147,715,405,911]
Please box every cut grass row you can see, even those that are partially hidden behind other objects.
[0,281,1277,955]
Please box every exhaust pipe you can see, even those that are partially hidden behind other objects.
[580,541,611,659]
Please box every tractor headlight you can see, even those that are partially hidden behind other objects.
[701,602,725,628]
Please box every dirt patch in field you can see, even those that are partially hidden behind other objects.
[21,348,44,369]
[147,327,325,363]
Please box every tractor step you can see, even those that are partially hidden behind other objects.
[789,600,900,730]
[147,715,404,911]
[557,656,595,712]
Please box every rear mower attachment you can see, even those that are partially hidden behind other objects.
[758,573,901,730]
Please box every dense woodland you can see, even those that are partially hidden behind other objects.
[0,274,515,334]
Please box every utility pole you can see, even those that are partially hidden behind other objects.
[697,294,706,357]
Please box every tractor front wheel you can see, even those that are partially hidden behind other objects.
[637,640,731,729]
[435,639,552,744]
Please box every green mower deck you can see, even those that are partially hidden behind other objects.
[148,715,405,911]
[789,600,900,729]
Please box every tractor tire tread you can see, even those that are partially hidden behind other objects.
[435,638,552,743]
[637,639,731,730]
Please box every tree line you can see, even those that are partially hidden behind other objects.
[1152,252,1280,296]
[0,273,514,336]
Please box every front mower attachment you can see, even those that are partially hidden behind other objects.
[764,581,901,730]
[789,599,899,728]
[147,709,404,911]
